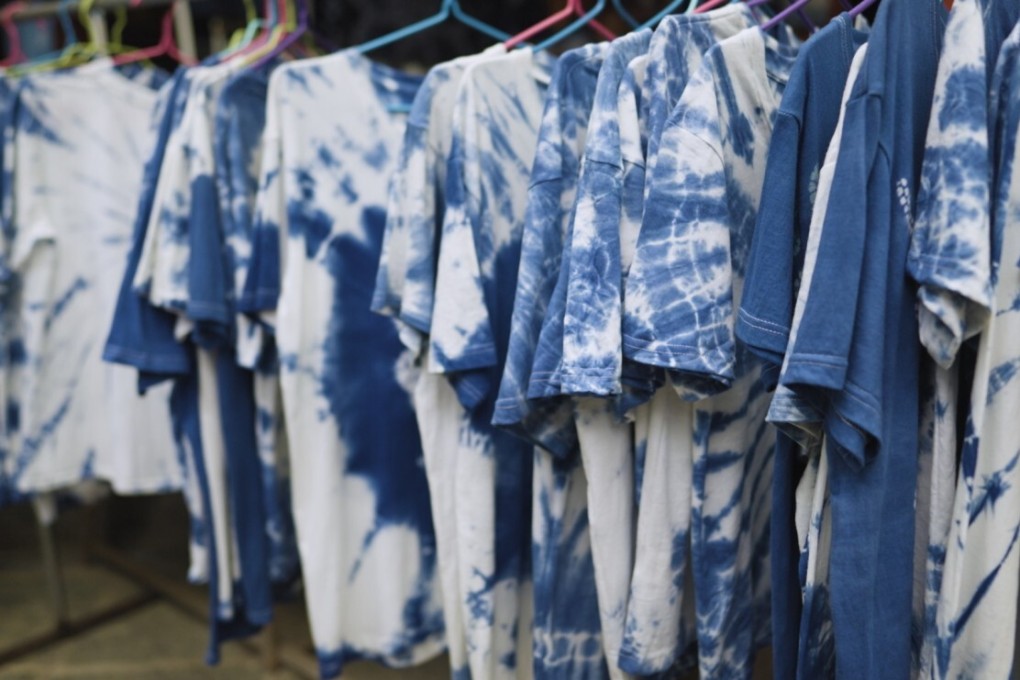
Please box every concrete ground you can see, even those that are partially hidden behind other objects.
[0,496,450,679]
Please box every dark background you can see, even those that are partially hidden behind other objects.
[0,0,683,66]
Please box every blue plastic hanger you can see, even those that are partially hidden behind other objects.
[611,0,642,27]
[23,0,78,66]
[531,0,609,52]
[637,0,694,29]
[357,0,510,55]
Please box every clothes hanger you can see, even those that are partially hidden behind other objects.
[357,0,512,55]
[636,0,694,28]
[848,0,878,18]
[760,0,818,32]
[112,0,197,65]
[504,0,615,52]
[21,0,78,66]
[0,1,28,67]
[227,0,266,51]
[611,0,642,27]
[250,0,309,69]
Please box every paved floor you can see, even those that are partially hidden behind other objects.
[0,497,450,679]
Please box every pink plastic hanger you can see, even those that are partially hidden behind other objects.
[112,0,196,65]
[504,0,615,50]
[0,1,28,67]
[693,0,729,15]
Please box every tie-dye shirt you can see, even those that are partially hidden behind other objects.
[932,17,1020,678]
[4,64,177,496]
[246,50,442,679]
[510,33,648,680]
[908,0,1012,675]
[777,0,946,673]
[498,43,611,680]
[735,15,867,680]
[370,48,513,678]
[135,62,252,629]
[427,49,551,680]
[372,45,506,356]
[0,76,21,505]
[622,27,799,678]
[213,62,300,592]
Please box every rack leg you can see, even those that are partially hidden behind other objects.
[31,494,70,631]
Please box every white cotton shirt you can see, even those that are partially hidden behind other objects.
[6,63,177,496]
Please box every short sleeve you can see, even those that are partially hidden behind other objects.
[780,90,875,396]
[185,89,232,348]
[103,76,193,382]
[736,111,803,386]
[427,85,497,411]
[239,81,286,321]
[908,0,992,369]
[134,96,193,314]
[622,68,736,400]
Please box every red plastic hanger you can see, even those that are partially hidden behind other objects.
[505,0,615,50]
[112,0,196,65]
[0,1,28,68]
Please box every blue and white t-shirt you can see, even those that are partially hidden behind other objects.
[908,0,1007,673]
[736,15,867,680]
[371,48,511,678]
[776,0,946,673]
[427,48,552,680]
[932,16,1020,678]
[505,42,611,680]
[622,27,799,678]
[246,50,443,679]
[5,64,177,496]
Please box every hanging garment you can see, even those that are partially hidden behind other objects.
[622,25,801,678]
[4,63,177,496]
[104,66,210,587]
[761,37,870,680]
[214,61,300,591]
[244,50,443,680]
[0,76,21,506]
[516,30,652,680]
[373,44,509,679]
[774,0,948,673]
[135,59,258,634]
[427,48,554,680]
[931,14,1020,678]
[736,14,868,680]
[509,42,611,680]
[907,0,1019,673]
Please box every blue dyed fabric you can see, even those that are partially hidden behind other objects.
[244,50,443,679]
[4,64,177,497]
[134,62,261,632]
[506,33,649,680]
[776,0,946,674]
[555,9,761,408]
[372,46,505,356]
[621,27,799,678]
[493,39,620,457]
[0,77,22,506]
[501,43,611,680]
[908,0,1013,674]
[931,16,1020,679]
[734,15,867,680]
[103,67,209,581]
[371,49,507,678]
[427,49,552,680]
[214,63,300,592]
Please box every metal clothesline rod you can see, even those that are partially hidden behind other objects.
[11,0,186,21]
